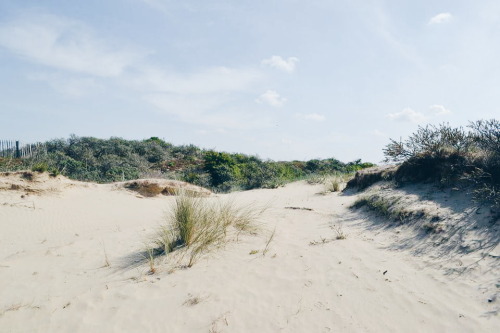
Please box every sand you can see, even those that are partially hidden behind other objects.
[0,172,498,332]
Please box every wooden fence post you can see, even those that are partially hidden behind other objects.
[15,141,20,158]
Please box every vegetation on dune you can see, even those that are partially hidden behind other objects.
[383,120,499,210]
[0,135,374,192]
[150,191,266,268]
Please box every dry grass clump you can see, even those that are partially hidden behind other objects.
[152,191,265,267]
[125,181,163,197]
[306,172,355,193]
[123,179,211,198]
[351,192,448,233]
[352,193,419,223]
[344,166,398,191]
[323,173,354,192]
[306,174,326,185]
[331,225,346,239]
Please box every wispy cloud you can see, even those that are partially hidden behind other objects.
[134,65,268,129]
[429,104,452,115]
[0,12,142,77]
[132,66,262,94]
[387,105,452,124]
[261,56,299,73]
[0,10,283,131]
[256,90,287,107]
[387,108,428,124]
[428,13,453,25]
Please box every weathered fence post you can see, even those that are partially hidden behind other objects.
[15,141,20,158]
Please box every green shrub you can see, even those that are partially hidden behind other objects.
[1,136,375,192]
[31,162,48,173]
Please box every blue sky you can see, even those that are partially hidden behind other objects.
[0,0,498,163]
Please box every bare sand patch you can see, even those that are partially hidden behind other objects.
[0,176,498,332]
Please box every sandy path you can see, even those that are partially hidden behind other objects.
[0,180,498,332]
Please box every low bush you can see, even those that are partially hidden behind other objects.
[383,120,499,210]
[31,162,49,173]
[344,165,398,191]
[2,135,375,192]
[0,158,24,172]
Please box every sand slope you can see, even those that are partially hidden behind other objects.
[0,174,498,332]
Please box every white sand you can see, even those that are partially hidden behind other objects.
[0,173,498,332]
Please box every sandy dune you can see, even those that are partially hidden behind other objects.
[0,173,498,332]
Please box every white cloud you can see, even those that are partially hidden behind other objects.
[0,13,141,77]
[429,104,452,116]
[387,105,452,124]
[428,13,453,25]
[132,66,262,94]
[135,65,269,129]
[387,108,428,123]
[256,90,287,107]
[261,56,299,73]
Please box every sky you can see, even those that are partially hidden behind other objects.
[0,0,499,163]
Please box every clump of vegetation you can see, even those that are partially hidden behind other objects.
[0,135,374,192]
[383,120,499,210]
[21,171,34,181]
[332,225,347,239]
[344,165,398,191]
[352,194,418,223]
[353,192,448,230]
[124,180,164,197]
[323,173,353,192]
[31,162,48,173]
[151,191,265,267]
[0,157,24,172]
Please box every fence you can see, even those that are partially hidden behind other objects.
[0,140,47,159]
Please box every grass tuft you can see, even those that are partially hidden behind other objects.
[323,173,354,192]
[152,190,265,267]
[352,194,410,222]
[331,225,346,239]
